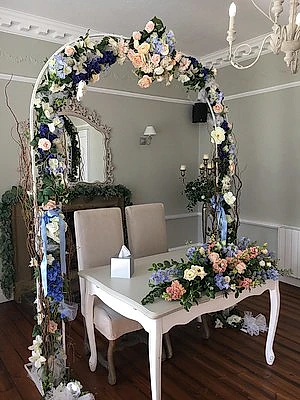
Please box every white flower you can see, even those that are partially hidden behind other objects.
[84,36,95,49]
[224,191,236,206]
[259,260,266,267]
[29,350,46,369]
[227,315,242,325]
[222,175,231,191]
[226,214,233,224]
[49,82,65,93]
[154,66,164,75]
[29,257,38,268]
[267,262,272,267]
[183,268,197,281]
[215,318,223,328]
[66,381,82,396]
[47,254,55,265]
[46,216,60,243]
[76,80,87,101]
[191,265,207,280]
[261,248,268,255]
[28,335,43,352]
[178,74,190,83]
[211,127,225,145]
[224,275,231,283]
[49,158,59,171]
[34,98,42,108]
[42,102,53,119]
[199,247,205,255]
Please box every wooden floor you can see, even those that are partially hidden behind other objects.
[0,282,300,400]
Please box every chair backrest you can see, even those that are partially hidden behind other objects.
[74,207,124,316]
[125,203,168,258]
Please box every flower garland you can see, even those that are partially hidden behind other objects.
[141,237,283,311]
[28,16,239,396]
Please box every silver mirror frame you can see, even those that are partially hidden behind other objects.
[59,98,114,185]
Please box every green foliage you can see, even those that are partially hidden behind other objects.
[0,186,23,298]
[184,177,216,211]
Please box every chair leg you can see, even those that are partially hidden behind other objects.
[196,314,210,339]
[107,340,117,385]
[163,332,173,359]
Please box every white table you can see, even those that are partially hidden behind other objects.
[78,248,280,400]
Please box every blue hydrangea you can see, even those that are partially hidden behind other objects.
[47,260,64,303]
[266,268,279,280]
[214,274,230,290]
[186,246,197,260]
[150,267,179,285]
[237,237,251,250]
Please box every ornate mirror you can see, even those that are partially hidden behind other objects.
[59,98,114,185]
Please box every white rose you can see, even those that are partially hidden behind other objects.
[211,127,225,145]
[154,66,164,75]
[191,265,207,280]
[178,74,190,83]
[224,191,236,206]
[183,268,197,281]
[76,80,87,101]
[259,260,266,267]
[67,381,82,396]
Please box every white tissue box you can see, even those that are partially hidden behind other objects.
[110,256,134,278]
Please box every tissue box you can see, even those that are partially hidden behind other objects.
[111,256,134,278]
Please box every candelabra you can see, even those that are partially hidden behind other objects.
[180,154,221,243]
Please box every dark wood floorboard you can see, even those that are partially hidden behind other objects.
[0,281,299,400]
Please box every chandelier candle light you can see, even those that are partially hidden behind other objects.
[227,0,300,73]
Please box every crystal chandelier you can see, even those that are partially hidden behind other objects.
[226,1,300,73]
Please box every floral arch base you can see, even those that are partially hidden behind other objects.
[27,17,240,397]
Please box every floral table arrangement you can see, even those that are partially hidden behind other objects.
[141,237,283,311]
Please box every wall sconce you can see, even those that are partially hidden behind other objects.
[140,125,157,145]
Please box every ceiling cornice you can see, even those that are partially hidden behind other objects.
[0,6,100,44]
[0,7,272,69]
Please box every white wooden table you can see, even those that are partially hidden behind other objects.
[78,248,280,400]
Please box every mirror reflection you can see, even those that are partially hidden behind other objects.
[59,98,114,185]
[68,116,106,183]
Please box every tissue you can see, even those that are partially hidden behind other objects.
[111,245,134,278]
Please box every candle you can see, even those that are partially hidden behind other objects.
[199,163,205,169]
[180,164,186,171]
[203,154,209,160]
[229,2,236,30]
[207,162,212,169]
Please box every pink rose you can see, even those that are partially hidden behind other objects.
[208,252,220,263]
[145,21,155,33]
[38,138,51,151]
[65,46,75,57]
[138,75,152,88]
[213,258,227,273]
[151,54,160,66]
[249,246,259,258]
[239,278,252,289]
[236,261,247,274]
[132,31,142,41]
[165,280,186,301]
[213,103,224,114]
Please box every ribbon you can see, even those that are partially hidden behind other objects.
[241,311,268,336]
[40,214,48,296]
[211,195,227,242]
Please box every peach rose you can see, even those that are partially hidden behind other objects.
[213,103,224,114]
[38,138,51,151]
[132,31,142,41]
[239,278,252,289]
[138,75,152,88]
[138,42,150,55]
[145,21,155,33]
[42,200,57,211]
[90,73,100,83]
[48,320,58,333]
[127,50,146,68]
[65,46,75,57]
[208,252,220,263]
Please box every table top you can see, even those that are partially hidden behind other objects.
[78,247,275,320]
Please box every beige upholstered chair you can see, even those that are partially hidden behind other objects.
[74,207,142,385]
[125,203,168,258]
[125,203,173,357]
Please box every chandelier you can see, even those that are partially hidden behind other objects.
[226,1,300,73]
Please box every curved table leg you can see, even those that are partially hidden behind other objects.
[85,290,97,372]
[148,320,163,400]
[265,280,280,365]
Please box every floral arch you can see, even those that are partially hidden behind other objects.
[27,16,240,397]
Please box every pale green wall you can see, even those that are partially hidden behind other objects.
[217,53,300,228]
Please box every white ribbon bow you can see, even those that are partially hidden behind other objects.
[241,311,268,336]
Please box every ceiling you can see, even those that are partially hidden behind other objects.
[0,0,277,60]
